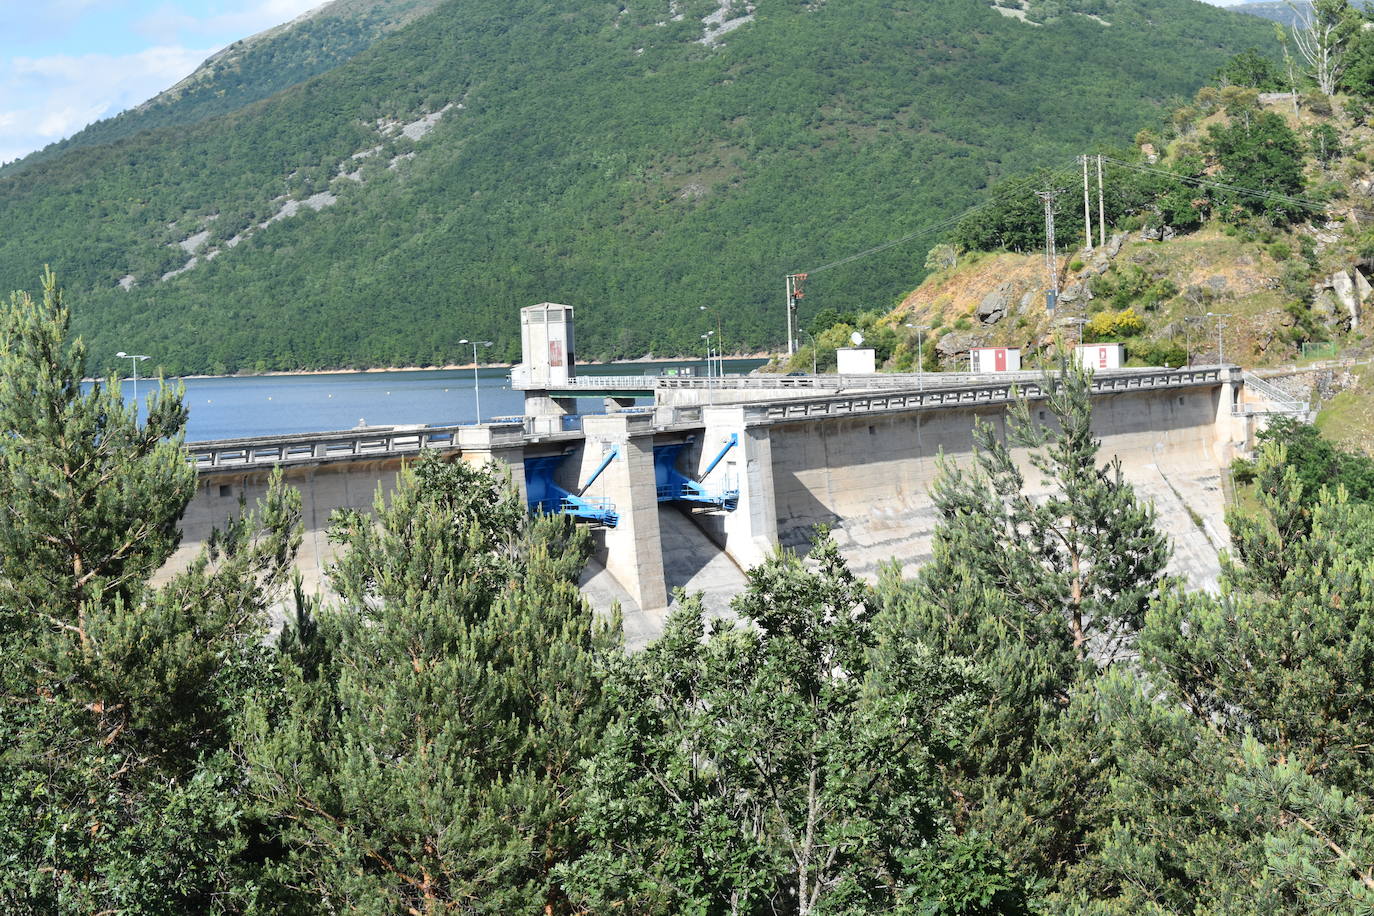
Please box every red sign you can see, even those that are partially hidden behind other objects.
[549,340,564,367]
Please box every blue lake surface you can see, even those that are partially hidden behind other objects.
[114,359,767,442]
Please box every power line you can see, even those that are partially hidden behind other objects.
[801,202,989,275]
[1101,155,1374,221]
[800,157,1084,276]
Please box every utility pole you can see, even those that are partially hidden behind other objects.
[1035,188,1064,310]
[1097,154,1106,248]
[1082,155,1093,251]
[905,323,930,390]
[1207,312,1229,365]
[784,273,807,356]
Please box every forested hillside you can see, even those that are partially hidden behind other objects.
[0,0,1276,375]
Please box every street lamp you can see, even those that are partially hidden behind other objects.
[115,351,149,408]
[904,323,931,390]
[459,339,493,423]
[1205,312,1229,365]
[701,305,725,378]
[796,328,818,375]
[701,331,716,380]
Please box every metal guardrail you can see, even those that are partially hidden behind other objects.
[1235,371,1310,419]
[188,423,515,470]
[530,367,1169,393]
[188,367,1235,471]
[754,367,1228,422]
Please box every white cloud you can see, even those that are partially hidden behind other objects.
[0,44,210,164]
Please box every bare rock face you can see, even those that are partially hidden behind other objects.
[1332,271,1360,330]
[1017,290,1039,314]
[1058,281,1093,304]
[1356,268,1373,305]
[936,331,979,358]
[1106,232,1125,258]
[976,283,1014,324]
[1313,289,1342,327]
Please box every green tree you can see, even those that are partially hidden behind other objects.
[1055,438,1374,911]
[1216,47,1286,90]
[920,353,1169,664]
[0,270,302,913]
[1206,111,1306,223]
[241,452,619,913]
[1145,444,1374,792]
[877,354,1169,888]
[1310,122,1343,165]
[564,536,1026,914]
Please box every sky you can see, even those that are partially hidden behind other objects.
[0,0,1246,165]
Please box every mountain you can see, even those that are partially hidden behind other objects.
[1232,0,1370,28]
[1,0,446,174]
[0,0,1278,375]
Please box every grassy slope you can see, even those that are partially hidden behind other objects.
[0,0,1275,375]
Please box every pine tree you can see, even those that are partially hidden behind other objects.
[241,452,618,913]
[918,352,1170,667]
[877,352,1170,888]
[1144,442,1374,795]
[0,270,302,913]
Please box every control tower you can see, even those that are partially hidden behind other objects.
[517,302,576,388]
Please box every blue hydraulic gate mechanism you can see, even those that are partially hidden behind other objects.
[523,446,621,527]
[654,434,739,510]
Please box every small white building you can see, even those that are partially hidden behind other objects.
[969,347,1022,373]
[1075,343,1124,371]
[836,347,877,374]
[515,302,576,387]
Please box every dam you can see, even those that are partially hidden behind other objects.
[174,304,1289,645]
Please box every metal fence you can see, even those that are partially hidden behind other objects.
[189,367,1233,471]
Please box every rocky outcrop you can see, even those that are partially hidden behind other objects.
[976,283,1014,324]
[1058,280,1093,304]
[1329,270,1361,330]
[936,331,979,359]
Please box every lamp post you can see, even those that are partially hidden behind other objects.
[115,351,149,408]
[797,328,818,375]
[701,331,716,380]
[904,323,931,390]
[1206,312,1229,365]
[459,339,493,423]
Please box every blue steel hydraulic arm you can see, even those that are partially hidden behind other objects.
[654,434,738,510]
[523,446,620,526]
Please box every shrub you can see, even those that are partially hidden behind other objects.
[1085,307,1146,342]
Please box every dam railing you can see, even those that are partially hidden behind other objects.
[752,366,1228,422]
[188,366,1233,471]
[529,367,1171,392]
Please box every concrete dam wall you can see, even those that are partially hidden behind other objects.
[767,385,1231,592]
[172,368,1248,647]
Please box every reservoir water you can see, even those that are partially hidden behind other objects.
[116,359,768,442]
